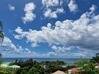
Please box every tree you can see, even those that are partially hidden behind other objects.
[90,53,99,63]
[0,53,1,57]
[0,21,4,45]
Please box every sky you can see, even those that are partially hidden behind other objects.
[0,0,99,58]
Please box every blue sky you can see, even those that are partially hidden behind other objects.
[0,0,99,58]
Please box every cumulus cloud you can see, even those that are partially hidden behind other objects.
[68,0,78,12]
[22,2,36,23]
[0,37,18,52]
[42,0,60,7]
[89,5,96,13]
[14,27,25,39]
[15,5,99,51]
[44,8,64,18]
[51,45,96,58]
[15,27,23,34]
[14,5,99,58]
[42,0,64,19]
[0,37,41,58]
[8,4,15,11]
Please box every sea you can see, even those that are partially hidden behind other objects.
[0,58,86,64]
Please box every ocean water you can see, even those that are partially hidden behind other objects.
[1,58,82,64]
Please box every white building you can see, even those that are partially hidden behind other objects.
[52,70,66,74]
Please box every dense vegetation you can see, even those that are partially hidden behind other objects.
[9,59,66,74]
[74,55,99,74]
[0,54,99,74]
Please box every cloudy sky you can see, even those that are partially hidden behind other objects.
[0,0,99,58]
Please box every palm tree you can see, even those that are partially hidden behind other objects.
[96,53,99,57]
[0,21,4,64]
[0,53,1,56]
[0,21,4,45]
[0,53,2,64]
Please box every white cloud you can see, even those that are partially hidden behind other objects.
[42,0,64,19]
[44,9,57,18]
[51,45,73,53]
[1,36,95,58]
[89,5,96,13]
[8,4,15,11]
[15,6,99,51]
[1,37,18,52]
[14,5,99,58]
[0,37,60,58]
[42,0,60,7]
[0,37,41,58]
[51,46,96,58]
[14,27,25,39]
[22,2,36,23]
[15,27,23,34]
[68,0,78,12]
[44,8,64,18]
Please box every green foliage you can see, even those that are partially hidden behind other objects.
[91,56,99,63]
[40,60,66,73]
[75,59,90,67]
[11,59,66,74]
[0,67,18,74]
[82,62,95,71]
[1,54,99,74]
[0,21,4,38]
[12,59,45,74]
[28,66,44,74]
[75,55,99,74]
[0,32,4,38]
